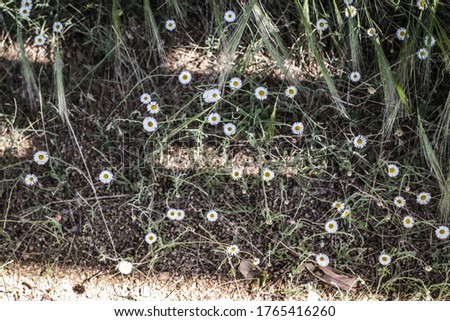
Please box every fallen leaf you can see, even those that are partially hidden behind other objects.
[157,272,171,281]
[305,263,358,291]
[238,259,256,279]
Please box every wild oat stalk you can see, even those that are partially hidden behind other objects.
[371,36,408,137]
[294,0,348,118]
[143,0,165,57]
[218,0,255,84]
[417,112,450,222]
[53,46,68,122]
[16,19,38,108]
[251,2,295,83]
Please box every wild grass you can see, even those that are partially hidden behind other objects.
[1,0,449,300]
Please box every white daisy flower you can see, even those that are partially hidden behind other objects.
[424,35,436,47]
[387,164,399,177]
[226,245,240,256]
[316,18,328,31]
[203,88,221,103]
[99,170,113,184]
[341,208,351,218]
[378,253,391,266]
[285,86,298,98]
[435,226,449,240]
[167,208,177,220]
[416,192,431,205]
[396,28,407,41]
[252,258,260,266]
[325,220,338,233]
[178,71,192,85]
[332,201,346,212]
[206,210,219,222]
[349,71,361,82]
[229,77,243,90]
[165,20,176,31]
[345,6,357,18]
[262,168,275,182]
[117,261,133,275]
[145,232,157,244]
[52,22,64,33]
[140,93,151,104]
[254,86,268,100]
[231,168,243,180]
[34,35,47,46]
[353,135,367,149]
[21,0,33,7]
[316,253,330,267]
[417,48,429,60]
[224,123,236,136]
[417,0,427,10]
[393,196,406,208]
[143,117,158,132]
[367,27,377,37]
[147,101,160,114]
[24,174,38,186]
[19,6,31,18]
[175,209,185,221]
[207,113,221,125]
[291,122,304,135]
[402,216,415,228]
[224,10,236,23]
[33,151,49,165]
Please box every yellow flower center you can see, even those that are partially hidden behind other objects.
[231,247,235,251]
[439,229,445,234]
[211,116,217,121]
[328,224,334,229]
[295,125,301,131]
[227,127,232,131]
[264,172,270,177]
[357,138,363,144]
[177,212,182,217]
[344,211,349,217]
[259,90,265,97]
[148,121,154,127]
[382,257,387,261]
[212,93,217,98]
[210,214,215,218]
[400,31,405,36]
[233,81,239,87]
[234,172,239,176]
[335,204,341,209]
[38,155,44,160]
[23,9,28,14]
[420,51,426,56]
[319,257,324,261]
[405,219,411,224]
[319,22,324,27]
[151,105,157,110]
[289,89,294,94]
[170,211,175,216]
[421,195,426,200]
[349,9,353,15]
[103,174,109,179]
[29,177,34,181]
[149,236,154,240]
[182,74,188,80]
